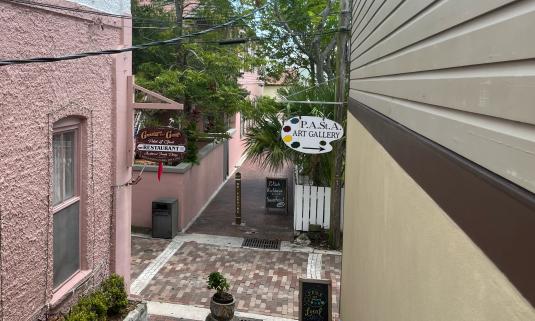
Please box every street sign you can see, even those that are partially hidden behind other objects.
[281,116,343,154]
[136,127,187,162]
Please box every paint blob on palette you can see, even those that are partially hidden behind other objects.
[281,116,344,154]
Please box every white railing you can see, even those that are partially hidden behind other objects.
[293,167,344,231]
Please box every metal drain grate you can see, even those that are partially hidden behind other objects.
[242,238,280,250]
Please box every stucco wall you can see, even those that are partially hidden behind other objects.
[132,113,247,233]
[132,143,225,231]
[0,1,129,320]
[238,71,264,98]
[340,115,535,321]
[227,114,245,174]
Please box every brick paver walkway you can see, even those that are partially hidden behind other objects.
[322,254,342,316]
[132,237,341,320]
[131,237,171,280]
[187,159,294,241]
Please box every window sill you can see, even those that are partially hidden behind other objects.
[50,270,92,308]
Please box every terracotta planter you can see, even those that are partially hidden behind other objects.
[209,295,235,321]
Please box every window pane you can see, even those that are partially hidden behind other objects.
[53,201,80,287]
[52,134,62,205]
[63,132,75,200]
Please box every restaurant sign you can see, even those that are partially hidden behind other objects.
[281,116,343,154]
[135,127,187,162]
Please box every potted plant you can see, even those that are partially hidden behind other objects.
[207,272,235,321]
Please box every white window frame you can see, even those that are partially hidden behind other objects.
[52,119,82,290]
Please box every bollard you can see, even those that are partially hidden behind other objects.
[235,172,241,225]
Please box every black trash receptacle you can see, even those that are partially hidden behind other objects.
[152,198,178,239]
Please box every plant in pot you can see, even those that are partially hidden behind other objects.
[207,272,235,321]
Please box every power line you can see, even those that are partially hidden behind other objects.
[0,4,267,66]
[130,29,340,46]
[216,29,341,45]
[133,17,174,23]
[4,0,131,19]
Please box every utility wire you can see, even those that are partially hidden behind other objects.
[132,29,340,42]
[214,29,341,45]
[0,4,267,66]
[4,0,131,19]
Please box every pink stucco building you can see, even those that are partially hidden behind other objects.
[131,71,264,232]
[0,0,132,320]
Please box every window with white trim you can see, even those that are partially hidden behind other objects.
[52,120,81,287]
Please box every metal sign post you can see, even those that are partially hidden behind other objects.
[235,172,242,225]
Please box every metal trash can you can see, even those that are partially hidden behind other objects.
[152,198,178,239]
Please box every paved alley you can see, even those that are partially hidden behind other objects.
[131,234,341,320]
[186,159,294,241]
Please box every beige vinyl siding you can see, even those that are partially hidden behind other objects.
[351,0,435,59]
[350,0,405,50]
[340,115,535,321]
[350,0,535,194]
[351,0,517,68]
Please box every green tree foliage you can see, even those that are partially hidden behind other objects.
[242,84,337,186]
[132,0,258,163]
[244,0,339,84]
[132,0,176,71]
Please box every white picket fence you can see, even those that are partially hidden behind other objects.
[293,169,344,231]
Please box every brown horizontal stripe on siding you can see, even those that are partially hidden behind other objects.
[348,98,535,307]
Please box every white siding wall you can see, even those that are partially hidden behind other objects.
[350,0,535,194]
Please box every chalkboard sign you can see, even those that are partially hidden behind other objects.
[299,278,332,321]
[266,177,288,213]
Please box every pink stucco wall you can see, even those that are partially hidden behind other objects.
[113,16,133,289]
[228,113,245,174]
[238,71,264,98]
[132,111,251,232]
[132,143,225,230]
[0,1,131,320]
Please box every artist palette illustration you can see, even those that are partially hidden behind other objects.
[281,116,344,154]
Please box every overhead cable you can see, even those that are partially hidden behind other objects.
[0,4,267,66]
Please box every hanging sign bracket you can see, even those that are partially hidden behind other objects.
[126,75,184,167]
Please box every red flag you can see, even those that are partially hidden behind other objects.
[157,161,163,181]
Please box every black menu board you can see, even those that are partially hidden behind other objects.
[299,279,332,321]
[266,177,288,212]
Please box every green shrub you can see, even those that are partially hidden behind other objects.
[63,309,97,321]
[101,274,128,315]
[62,274,128,321]
[207,272,230,294]
[65,291,107,321]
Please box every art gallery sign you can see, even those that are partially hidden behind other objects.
[135,127,187,162]
[281,116,344,154]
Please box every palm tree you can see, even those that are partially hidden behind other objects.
[242,83,337,186]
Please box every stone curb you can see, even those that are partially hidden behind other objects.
[124,301,148,321]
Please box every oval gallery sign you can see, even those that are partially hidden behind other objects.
[136,127,187,162]
[281,116,344,154]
